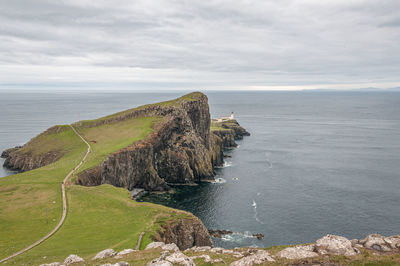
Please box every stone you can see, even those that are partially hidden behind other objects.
[385,235,400,250]
[165,251,195,266]
[315,235,357,256]
[210,247,224,253]
[162,243,179,252]
[146,259,173,266]
[188,246,211,252]
[93,249,117,260]
[360,234,395,252]
[40,263,62,266]
[230,250,275,265]
[115,248,136,258]
[351,239,359,246]
[276,245,319,259]
[146,242,166,250]
[63,254,84,265]
[101,263,129,266]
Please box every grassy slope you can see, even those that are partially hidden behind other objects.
[0,95,202,265]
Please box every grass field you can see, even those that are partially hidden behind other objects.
[0,103,191,264]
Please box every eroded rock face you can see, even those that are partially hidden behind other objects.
[315,234,357,256]
[76,93,217,191]
[153,217,213,250]
[2,126,67,172]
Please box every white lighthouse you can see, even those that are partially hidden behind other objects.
[230,112,234,120]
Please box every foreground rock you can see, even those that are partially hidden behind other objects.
[276,245,318,259]
[93,248,117,260]
[64,254,84,265]
[230,250,275,265]
[359,234,400,252]
[315,234,358,256]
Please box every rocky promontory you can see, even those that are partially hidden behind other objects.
[1,92,249,193]
[73,92,249,191]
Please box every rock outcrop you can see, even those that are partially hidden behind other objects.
[1,126,68,172]
[75,92,249,191]
[152,216,213,250]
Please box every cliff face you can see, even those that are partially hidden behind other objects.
[76,93,217,191]
[1,126,68,172]
[2,92,249,192]
[153,216,213,250]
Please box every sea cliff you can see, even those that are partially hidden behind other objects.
[2,92,249,192]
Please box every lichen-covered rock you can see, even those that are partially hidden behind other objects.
[165,252,195,266]
[359,234,400,252]
[146,242,166,250]
[154,217,213,250]
[63,254,84,265]
[93,248,117,260]
[230,250,275,265]
[101,262,129,266]
[276,245,319,259]
[146,259,173,266]
[39,263,62,266]
[187,246,212,252]
[115,248,136,258]
[315,234,357,256]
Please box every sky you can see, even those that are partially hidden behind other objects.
[0,0,400,91]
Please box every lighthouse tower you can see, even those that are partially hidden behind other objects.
[230,112,234,120]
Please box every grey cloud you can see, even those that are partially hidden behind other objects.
[0,0,399,89]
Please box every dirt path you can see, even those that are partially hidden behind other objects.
[0,125,90,263]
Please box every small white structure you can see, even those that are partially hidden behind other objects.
[215,112,235,122]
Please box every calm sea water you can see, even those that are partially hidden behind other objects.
[1,90,399,248]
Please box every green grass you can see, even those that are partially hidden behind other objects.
[210,120,231,132]
[0,126,87,259]
[76,92,203,128]
[0,102,193,265]
[9,185,190,265]
[73,116,161,175]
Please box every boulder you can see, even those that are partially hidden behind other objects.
[230,250,275,266]
[187,246,211,252]
[93,249,117,260]
[276,245,319,259]
[359,234,400,252]
[116,249,136,258]
[100,263,129,266]
[146,259,173,266]
[40,263,62,266]
[165,251,195,266]
[64,254,84,265]
[162,243,179,252]
[146,242,166,250]
[315,235,357,256]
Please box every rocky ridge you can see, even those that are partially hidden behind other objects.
[38,233,400,265]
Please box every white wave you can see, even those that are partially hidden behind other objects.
[214,177,227,184]
[252,200,264,224]
[223,161,233,167]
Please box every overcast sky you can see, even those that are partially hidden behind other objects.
[1,0,399,91]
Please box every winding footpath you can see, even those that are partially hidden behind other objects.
[0,125,90,264]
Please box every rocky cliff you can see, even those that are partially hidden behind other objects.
[75,92,249,191]
[1,126,68,172]
[153,216,213,250]
[2,92,249,192]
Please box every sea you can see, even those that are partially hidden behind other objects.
[1,90,399,249]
